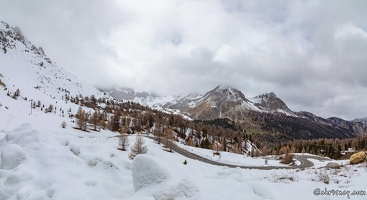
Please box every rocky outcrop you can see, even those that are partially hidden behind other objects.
[163,85,367,140]
[298,112,367,137]
[350,151,366,164]
[164,85,261,121]
[326,162,340,169]
[251,92,295,116]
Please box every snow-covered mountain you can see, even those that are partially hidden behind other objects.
[0,21,104,107]
[2,21,367,200]
[160,85,367,138]
[99,87,174,109]
[250,92,296,116]
[162,85,295,121]
[163,85,259,120]
[100,87,159,101]
[99,85,297,121]
[352,117,367,125]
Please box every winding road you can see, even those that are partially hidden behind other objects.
[118,135,331,170]
[163,137,331,170]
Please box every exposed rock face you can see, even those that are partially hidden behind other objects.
[350,151,366,164]
[250,92,295,116]
[0,21,103,97]
[164,85,262,121]
[326,162,340,169]
[163,85,367,140]
[189,86,258,121]
[0,21,47,58]
[297,112,367,138]
[164,86,298,121]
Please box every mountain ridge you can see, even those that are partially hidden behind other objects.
[105,84,367,139]
[2,21,366,141]
[162,85,295,120]
[0,21,105,108]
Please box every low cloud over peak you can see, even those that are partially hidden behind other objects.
[1,0,367,120]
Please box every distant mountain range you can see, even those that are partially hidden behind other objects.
[102,85,296,119]
[1,20,366,141]
[99,87,175,111]
[103,85,367,140]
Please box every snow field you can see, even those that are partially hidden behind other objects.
[0,94,366,199]
[0,120,367,199]
[2,22,367,200]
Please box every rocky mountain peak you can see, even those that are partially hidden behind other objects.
[216,84,234,90]
[255,92,277,100]
[1,21,49,61]
[0,21,103,100]
[207,85,248,103]
[251,92,295,116]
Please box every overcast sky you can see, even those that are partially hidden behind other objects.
[1,0,367,120]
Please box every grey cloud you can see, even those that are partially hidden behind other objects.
[1,0,367,119]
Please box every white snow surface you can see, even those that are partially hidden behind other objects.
[132,155,168,191]
[1,23,367,200]
[1,98,367,200]
[0,22,104,105]
[1,94,366,199]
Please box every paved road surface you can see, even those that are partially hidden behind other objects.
[120,135,331,170]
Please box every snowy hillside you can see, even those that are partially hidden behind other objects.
[1,21,367,200]
[1,112,367,199]
[1,89,366,200]
[0,21,104,106]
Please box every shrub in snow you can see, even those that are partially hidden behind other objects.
[131,155,168,191]
[269,170,299,183]
[280,153,294,164]
[0,144,28,169]
[61,121,67,128]
[312,170,330,184]
[129,135,148,160]
[118,134,129,151]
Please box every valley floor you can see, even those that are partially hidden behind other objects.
[0,101,367,200]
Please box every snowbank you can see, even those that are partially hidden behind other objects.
[132,154,168,191]
[0,120,366,200]
[0,144,28,169]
